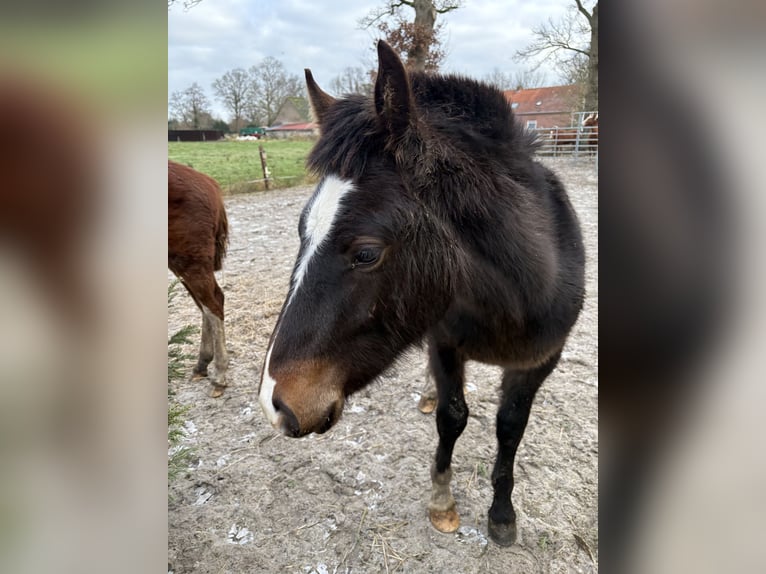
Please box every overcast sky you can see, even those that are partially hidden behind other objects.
[169,0,577,119]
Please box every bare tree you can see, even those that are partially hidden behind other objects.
[483,68,547,91]
[515,0,598,110]
[361,0,462,72]
[212,68,252,133]
[329,66,373,97]
[482,69,514,91]
[246,57,303,126]
[511,68,548,90]
[169,83,212,129]
[167,0,203,10]
[168,0,202,10]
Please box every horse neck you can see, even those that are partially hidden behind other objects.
[415,162,560,306]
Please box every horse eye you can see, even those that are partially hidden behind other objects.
[353,246,381,268]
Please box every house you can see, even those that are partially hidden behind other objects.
[503,85,581,129]
[267,96,317,138]
[265,121,317,139]
[271,96,309,125]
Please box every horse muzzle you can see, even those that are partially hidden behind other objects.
[259,359,345,437]
[271,394,344,437]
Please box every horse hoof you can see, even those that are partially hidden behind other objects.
[191,372,207,382]
[429,508,460,533]
[418,395,436,414]
[209,384,226,398]
[487,518,517,547]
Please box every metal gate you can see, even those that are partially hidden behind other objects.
[530,111,598,158]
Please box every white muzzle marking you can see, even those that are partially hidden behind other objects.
[258,340,281,429]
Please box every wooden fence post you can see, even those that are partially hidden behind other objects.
[259,144,271,190]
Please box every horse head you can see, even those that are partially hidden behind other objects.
[258,41,457,437]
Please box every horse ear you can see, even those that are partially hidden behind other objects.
[305,69,337,125]
[374,40,414,139]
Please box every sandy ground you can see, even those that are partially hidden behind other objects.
[168,157,598,574]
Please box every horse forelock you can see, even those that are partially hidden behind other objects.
[307,95,382,180]
[308,75,536,191]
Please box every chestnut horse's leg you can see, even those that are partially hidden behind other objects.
[176,274,214,381]
[207,280,229,398]
[191,305,215,380]
[427,341,468,533]
[180,271,229,397]
[488,352,561,546]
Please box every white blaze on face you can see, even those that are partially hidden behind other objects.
[258,174,354,428]
[288,174,354,307]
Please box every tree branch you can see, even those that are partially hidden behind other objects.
[359,2,410,28]
[434,0,462,14]
[361,1,460,27]
[574,0,593,25]
[168,0,203,10]
[515,12,590,62]
[358,0,411,28]
[550,42,590,57]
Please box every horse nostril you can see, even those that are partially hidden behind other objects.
[272,396,301,438]
[317,401,341,434]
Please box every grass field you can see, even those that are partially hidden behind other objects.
[168,139,317,193]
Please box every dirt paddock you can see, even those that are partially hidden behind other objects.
[168,158,598,573]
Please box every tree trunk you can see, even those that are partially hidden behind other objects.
[192,105,200,129]
[409,0,437,72]
[584,2,598,111]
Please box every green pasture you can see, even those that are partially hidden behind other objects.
[168,139,317,193]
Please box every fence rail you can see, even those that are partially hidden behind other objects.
[523,110,598,159]
[531,125,599,158]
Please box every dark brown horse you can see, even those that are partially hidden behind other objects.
[258,41,585,546]
[168,161,230,397]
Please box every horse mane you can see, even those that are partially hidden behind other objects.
[307,73,539,188]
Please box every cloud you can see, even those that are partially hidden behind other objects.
[170,0,583,119]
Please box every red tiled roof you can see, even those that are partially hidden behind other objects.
[266,122,316,131]
[503,85,579,115]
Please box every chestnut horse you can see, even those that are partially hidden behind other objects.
[258,41,585,546]
[168,161,230,397]
[544,113,598,155]
[549,125,579,153]
[0,75,98,321]
[583,113,599,153]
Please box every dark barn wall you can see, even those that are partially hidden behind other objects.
[168,130,225,142]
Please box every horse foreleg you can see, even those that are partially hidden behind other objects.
[417,365,437,414]
[208,321,229,397]
[185,273,228,397]
[488,352,560,546]
[206,281,229,398]
[427,342,468,533]
[191,307,215,381]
